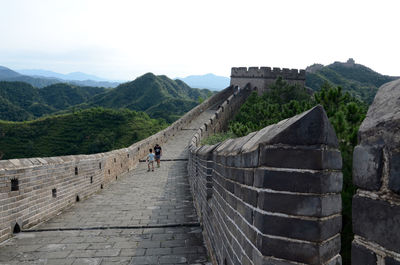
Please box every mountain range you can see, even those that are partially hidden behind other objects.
[17,69,114,82]
[305,59,398,104]
[0,66,120,88]
[0,73,213,122]
[176,73,230,91]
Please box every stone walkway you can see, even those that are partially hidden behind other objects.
[0,110,215,265]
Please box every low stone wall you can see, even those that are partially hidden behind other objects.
[352,79,400,264]
[188,105,343,265]
[0,85,237,243]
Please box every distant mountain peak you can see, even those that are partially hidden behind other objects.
[176,73,229,91]
[305,59,397,104]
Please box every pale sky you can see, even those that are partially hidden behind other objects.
[0,0,399,80]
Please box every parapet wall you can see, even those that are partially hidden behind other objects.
[231,67,306,80]
[188,105,343,265]
[351,79,400,264]
[230,66,306,94]
[0,85,238,243]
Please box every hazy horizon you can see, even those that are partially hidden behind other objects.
[1,0,399,80]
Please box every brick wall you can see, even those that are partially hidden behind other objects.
[351,79,400,264]
[0,85,238,243]
[188,105,343,265]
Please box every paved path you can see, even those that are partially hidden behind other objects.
[0,110,215,265]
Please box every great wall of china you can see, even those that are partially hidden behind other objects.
[0,67,399,265]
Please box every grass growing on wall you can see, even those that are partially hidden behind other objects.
[200,131,236,146]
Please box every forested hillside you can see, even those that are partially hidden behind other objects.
[0,108,167,160]
[86,73,213,122]
[306,59,397,104]
[0,81,105,121]
[0,73,212,160]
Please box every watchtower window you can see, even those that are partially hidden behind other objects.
[108,169,110,175]
[75,167,78,175]
[90,176,93,183]
[121,163,123,168]
[101,184,103,189]
[99,162,101,169]
[52,188,57,198]
[127,154,130,158]
[76,195,80,202]
[114,158,116,163]
[11,178,19,191]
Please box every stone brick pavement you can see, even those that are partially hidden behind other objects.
[0,110,215,265]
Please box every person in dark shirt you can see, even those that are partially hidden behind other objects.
[154,144,162,168]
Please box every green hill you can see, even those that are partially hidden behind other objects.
[87,73,212,121]
[0,73,212,160]
[306,59,398,104]
[0,73,213,123]
[0,81,105,121]
[0,108,167,160]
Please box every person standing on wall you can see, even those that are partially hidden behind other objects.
[154,144,162,168]
[147,149,155,172]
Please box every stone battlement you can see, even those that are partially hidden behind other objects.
[231,66,306,80]
[230,66,306,94]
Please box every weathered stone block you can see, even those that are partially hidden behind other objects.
[353,195,400,252]
[241,186,258,207]
[236,200,253,223]
[254,168,342,193]
[240,105,339,150]
[389,152,400,194]
[259,146,342,170]
[352,145,383,190]
[254,211,341,242]
[240,150,259,168]
[258,192,341,217]
[243,169,254,186]
[230,167,244,184]
[358,79,400,146]
[256,233,340,265]
[351,242,377,265]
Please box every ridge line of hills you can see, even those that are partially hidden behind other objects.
[0,59,398,124]
[0,66,120,88]
[0,72,213,122]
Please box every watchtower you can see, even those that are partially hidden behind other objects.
[230,66,306,94]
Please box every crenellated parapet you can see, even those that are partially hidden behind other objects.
[230,66,306,94]
[231,66,306,80]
